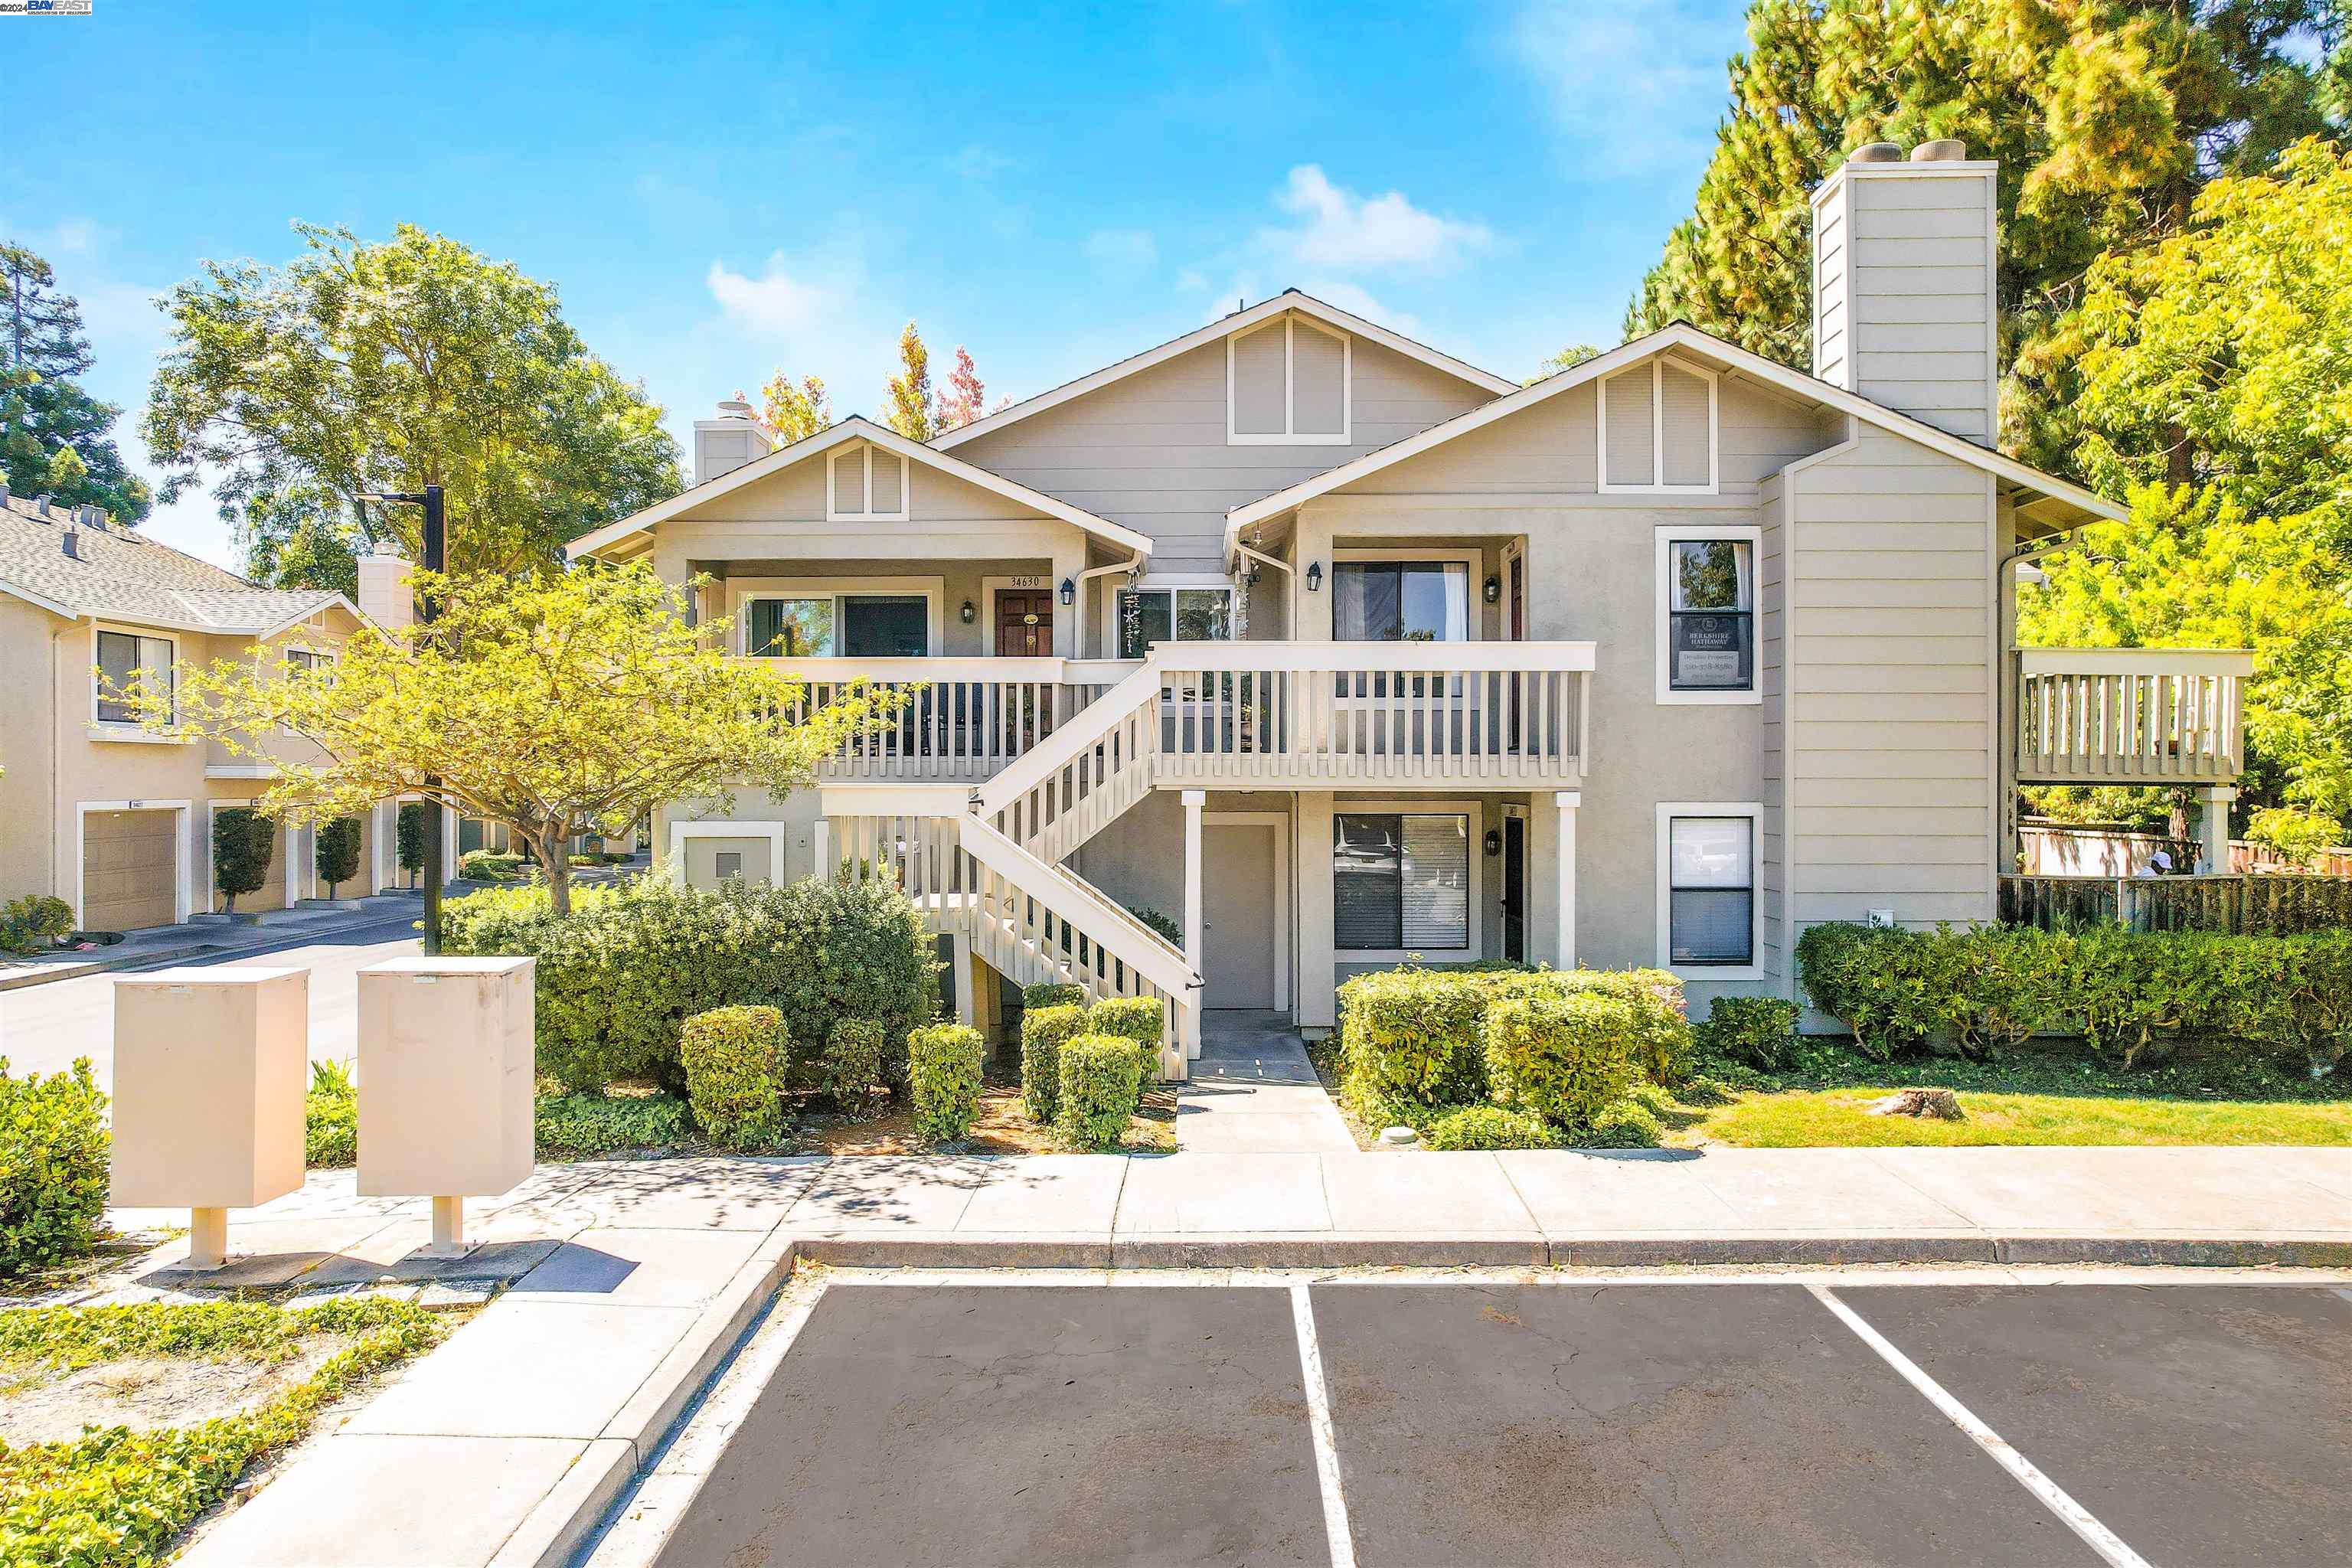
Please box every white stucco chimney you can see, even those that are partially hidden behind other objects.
[693,396,776,486]
[357,541,414,630]
[1811,139,1999,445]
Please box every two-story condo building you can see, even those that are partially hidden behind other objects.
[0,493,430,933]
[572,142,2251,1076]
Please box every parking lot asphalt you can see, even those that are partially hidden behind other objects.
[646,1278,2352,1568]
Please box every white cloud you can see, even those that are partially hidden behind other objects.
[1295,279,1423,340]
[1083,228,1158,270]
[1508,0,1746,176]
[705,253,831,335]
[1261,165,1491,274]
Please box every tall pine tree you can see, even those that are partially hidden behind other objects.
[0,243,152,522]
[1623,0,2341,478]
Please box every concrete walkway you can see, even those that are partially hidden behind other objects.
[1176,1009,1356,1153]
[117,1144,2352,1566]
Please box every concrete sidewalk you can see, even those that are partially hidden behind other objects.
[1178,1010,1355,1153]
[0,891,427,991]
[128,1144,2352,1567]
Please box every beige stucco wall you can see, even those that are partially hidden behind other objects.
[0,596,62,900]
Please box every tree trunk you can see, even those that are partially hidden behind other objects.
[537,825,573,917]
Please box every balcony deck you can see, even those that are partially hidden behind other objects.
[2014,648,2252,787]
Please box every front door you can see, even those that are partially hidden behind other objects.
[1202,822,1278,1009]
[1501,815,1527,964]
[996,592,1054,657]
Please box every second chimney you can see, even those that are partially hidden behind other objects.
[1810,140,1998,446]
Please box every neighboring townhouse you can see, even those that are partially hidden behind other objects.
[0,492,422,933]
[572,140,2251,1073]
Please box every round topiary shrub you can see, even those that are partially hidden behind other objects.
[397,801,430,887]
[315,816,363,899]
[1055,1033,1145,1151]
[1694,995,1802,1070]
[1426,1104,1559,1150]
[679,1004,789,1152]
[1483,990,1638,1129]
[1085,995,1165,1077]
[907,1022,985,1145]
[1019,1004,1089,1124]
[1022,982,1086,1011]
[211,806,276,914]
[822,1019,887,1112]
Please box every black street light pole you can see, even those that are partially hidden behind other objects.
[374,485,446,952]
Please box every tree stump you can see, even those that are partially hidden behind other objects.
[1866,1086,1964,1121]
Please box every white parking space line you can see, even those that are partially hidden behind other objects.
[1810,1286,2152,1568]
[1290,1284,1357,1568]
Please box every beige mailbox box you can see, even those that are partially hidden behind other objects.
[112,967,309,1269]
[357,956,534,1254]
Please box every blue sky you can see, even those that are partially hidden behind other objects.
[2,0,1751,569]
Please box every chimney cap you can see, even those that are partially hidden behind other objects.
[716,398,755,420]
[1910,139,1968,162]
[1850,142,1905,164]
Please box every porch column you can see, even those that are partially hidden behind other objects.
[1554,790,1579,971]
[812,816,831,880]
[2197,785,2238,874]
[441,806,459,884]
[1295,792,1337,1034]
[371,802,391,893]
[1181,789,1205,1059]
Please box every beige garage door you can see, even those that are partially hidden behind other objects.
[83,808,178,932]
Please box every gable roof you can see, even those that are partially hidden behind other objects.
[565,415,1156,563]
[929,288,1520,453]
[0,493,356,635]
[1221,322,2128,551]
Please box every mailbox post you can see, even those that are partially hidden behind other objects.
[356,956,534,1256]
[112,968,309,1269]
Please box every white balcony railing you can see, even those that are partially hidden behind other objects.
[2014,648,2252,785]
[1155,642,1593,786]
[756,657,1086,780]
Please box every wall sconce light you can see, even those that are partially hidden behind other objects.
[1057,577,1076,607]
[1483,574,1501,604]
[1483,829,1502,857]
[1305,561,1324,593]
[959,599,977,625]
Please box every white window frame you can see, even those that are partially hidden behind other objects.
[1331,798,1485,965]
[1655,523,1762,706]
[90,622,181,735]
[727,577,946,658]
[1599,357,1719,495]
[1118,573,1236,659]
[824,439,913,523]
[1227,314,1353,446]
[1655,802,1765,981]
[666,818,789,887]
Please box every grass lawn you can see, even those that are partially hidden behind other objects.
[1668,1039,2352,1148]
[0,1298,454,1567]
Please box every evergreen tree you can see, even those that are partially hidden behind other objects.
[1622,0,2339,477]
[0,242,152,521]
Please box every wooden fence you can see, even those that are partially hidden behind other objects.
[1998,873,2352,935]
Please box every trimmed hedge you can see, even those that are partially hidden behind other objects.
[1426,1104,1559,1150]
[823,1020,887,1109]
[440,873,935,1094]
[1335,962,1691,1109]
[1484,991,1639,1130]
[1086,996,1165,1056]
[457,850,525,882]
[1796,921,2352,1071]
[1020,1004,1089,1124]
[679,1005,788,1152]
[1056,1033,1145,1151]
[908,1023,985,1145]
[315,816,362,898]
[1695,995,1802,1070]
[1022,982,1086,1011]
[533,1092,690,1158]
[0,1057,109,1279]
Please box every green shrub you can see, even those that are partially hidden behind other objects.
[1336,965,1491,1105]
[457,849,525,882]
[211,807,274,915]
[1484,990,1638,1129]
[1695,995,1802,1070]
[315,816,363,898]
[1020,1003,1089,1123]
[439,873,936,1094]
[1023,982,1086,1011]
[0,894,74,956]
[1579,1093,1664,1148]
[0,1058,109,1279]
[1945,925,2073,1056]
[304,1060,356,1167]
[1124,905,1184,945]
[1055,1032,1145,1150]
[533,1092,690,1158]
[1086,995,1165,1073]
[397,801,430,884]
[1795,923,1948,1058]
[1426,1104,1560,1150]
[822,1019,888,1110]
[908,1023,985,1145]
[678,1005,789,1151]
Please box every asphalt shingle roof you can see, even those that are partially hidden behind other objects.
[0,492,344,632]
